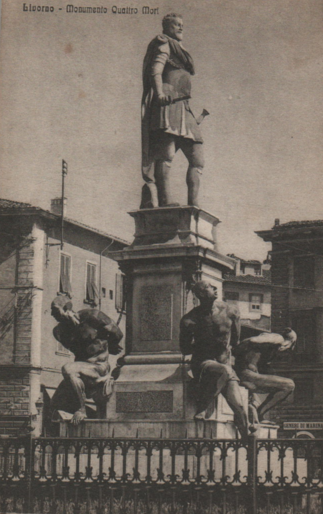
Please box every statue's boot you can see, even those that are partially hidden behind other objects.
[186,167,201,207]
[140,183,159,209]
[155,160,179,207]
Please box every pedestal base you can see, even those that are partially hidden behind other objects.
[58,419,278,439]
[252,423,279,438]
[58,418,239,438]
[58,380,248,439]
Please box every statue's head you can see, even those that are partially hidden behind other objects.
[162,13,183,41]
[279,327,297,352]
[192,280,218,301]
[282,327,297,344]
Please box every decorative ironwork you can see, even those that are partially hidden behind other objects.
[1,435,323,513]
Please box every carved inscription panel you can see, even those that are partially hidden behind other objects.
[116,391,173,413]
[139,285,173,342]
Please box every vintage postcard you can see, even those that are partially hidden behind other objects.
[0,1,322,513]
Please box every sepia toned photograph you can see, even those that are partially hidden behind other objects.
[0,1,323,512]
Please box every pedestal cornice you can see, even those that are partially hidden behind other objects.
[127,206,221,249]
[109,245,235,273]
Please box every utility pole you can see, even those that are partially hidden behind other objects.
[61,159,68,250]
[45,160,68,264]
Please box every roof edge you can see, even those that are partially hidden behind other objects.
[0,200,130,246]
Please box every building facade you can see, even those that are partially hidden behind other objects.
[223,255,271,333]
[257,219,323,436]
[0,199,128,435]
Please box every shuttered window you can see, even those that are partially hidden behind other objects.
[249,293,263,312]
[294,256,315,288]
[115,273,126,313]
[86,262,98,305]
[57,340,70,355]
[59,254,72,295]
[291,310,316,355]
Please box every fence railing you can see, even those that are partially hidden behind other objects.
[1,435,323,513]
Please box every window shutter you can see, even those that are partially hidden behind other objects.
[86,263,98,304]
[115,273,126,312]
[60,254,72,295]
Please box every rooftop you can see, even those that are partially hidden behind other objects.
[0,199,32,209]
[275,219,323,229]
[0,198,129,246]
[227,253,261,265]
[223,273,271,285]
[257,218,323,242]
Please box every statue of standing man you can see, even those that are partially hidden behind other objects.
[141,13,207,209]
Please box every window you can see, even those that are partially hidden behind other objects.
[56,341,70,355]
[291,310,316,355]
[249,293,263,312]
[85,262,99,305]
[294,378,313,404]
[293,256,315,288]
[224,291,239,301]
[59,253,72,295]
[115,273,126,313]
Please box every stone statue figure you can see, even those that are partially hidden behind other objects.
[50,295,123,425]
[180,281,249,440]
[141,12,208,209]
[233,329,296,427]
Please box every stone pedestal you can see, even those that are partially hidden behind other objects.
[60,207,249,438]
[129,206,220,248]
[253,423,279,439]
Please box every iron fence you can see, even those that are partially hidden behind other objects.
[0,435,323,513]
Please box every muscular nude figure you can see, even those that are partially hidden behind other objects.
[233,329,296,426]
[180,281,249,439]
[50,296,123,425]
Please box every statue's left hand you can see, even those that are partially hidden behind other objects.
[65,310,80,325]
[157,94,172,106]
[70,410,87,425]
[55,305,80,325]
[278,339,294,352]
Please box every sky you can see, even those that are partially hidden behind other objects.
[0,0,323,260]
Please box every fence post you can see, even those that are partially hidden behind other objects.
[247,434,257,514]
[24,434,34,514]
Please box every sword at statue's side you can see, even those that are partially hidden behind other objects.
[169,95,189,103]
[196,109,210,125]
[170,96,210,125]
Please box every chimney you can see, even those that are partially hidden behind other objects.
[234,257,241,276]
[51,197,67,216]
[274,218,280,227]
